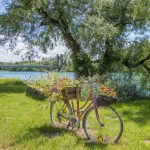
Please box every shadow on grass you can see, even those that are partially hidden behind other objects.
[26,92,46,101]
[13,124,107,149]
[117,99,150,126]
[34,124,68,138]
[36,125,107,149]
[84,141,107,149]
[0,94,6,97]
[0,79,26,94]
[0,79,46,101]
[12,124,68,146]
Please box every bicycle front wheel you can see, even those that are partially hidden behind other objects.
[83,106,123,144]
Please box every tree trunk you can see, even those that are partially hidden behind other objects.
[59,18,90,77]
[98,39,116,75]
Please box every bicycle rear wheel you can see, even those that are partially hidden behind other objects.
[83,106,123,144]
[50,100,72,128]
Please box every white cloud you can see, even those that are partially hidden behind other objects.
[0,48,22,62]
[0,40,67,62]
[47,45,67,56]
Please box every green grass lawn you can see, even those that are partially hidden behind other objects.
[0,79,150,150]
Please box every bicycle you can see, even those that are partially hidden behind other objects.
[50,82,123,144]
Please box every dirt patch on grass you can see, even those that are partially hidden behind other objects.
[143,140,150,144]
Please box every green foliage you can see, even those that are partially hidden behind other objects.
[71,51,96,77]
[24,70,149,100]
[109,73,148,100]
[80,73,149,100]
[61,52,73,72]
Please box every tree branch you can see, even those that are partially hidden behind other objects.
[114,18,148,27]
[143,64,150,73]
[37,8,60,26]
[133,54,150,67]
[123,53,150,68]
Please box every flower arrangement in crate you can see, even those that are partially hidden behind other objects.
[26,73,118,104]
[100,85,117,98]
[25,73,79,101]
[50,77,79,101]
[96,82,118,106]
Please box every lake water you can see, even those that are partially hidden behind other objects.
[0,71,75,80]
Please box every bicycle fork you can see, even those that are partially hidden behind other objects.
[93,102,104,127]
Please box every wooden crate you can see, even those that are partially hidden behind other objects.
[61,86,81,100]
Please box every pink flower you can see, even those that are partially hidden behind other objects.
[105,89,110,93]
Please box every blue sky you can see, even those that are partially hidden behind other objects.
[0,0,5,13]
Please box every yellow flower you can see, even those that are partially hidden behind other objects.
[59,95,64,99]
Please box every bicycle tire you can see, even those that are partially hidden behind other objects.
[82,106,123,144]
[50,100,73,128]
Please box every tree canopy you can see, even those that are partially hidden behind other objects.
[0,0,150,78]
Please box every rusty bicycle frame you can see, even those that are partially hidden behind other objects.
[65,84,102,128]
